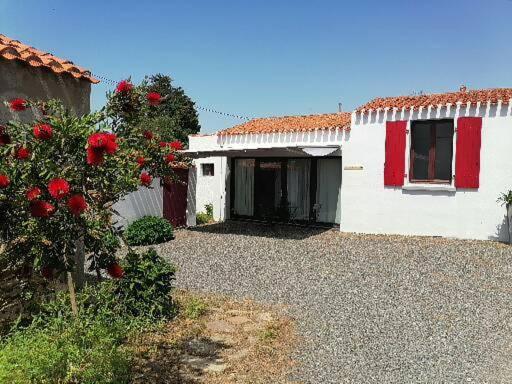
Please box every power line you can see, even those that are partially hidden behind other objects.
[91,73,252,121]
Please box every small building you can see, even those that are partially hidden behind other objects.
[0,34,98,122]
[187,87,512,241]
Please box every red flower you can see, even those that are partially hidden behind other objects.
[88,132,108,148]
[87,147,105,166]
[136,156,146,167]
[9,98,27,112]
[15,147,31,160]
[107,263,124,279]
[165,153,176,163]
[0,174,10,189]
[48,178,70,200]
[170,140,183,150]
[30,200,55,218]
[143,130,154,140]
[26,187,42,201]
[147,92,162,106]
[104,133,118,155]
[116,80,133,93]
[33,124,53,140]
[140,172,152,186]
[67,194,88,216]
[40,266,54,280]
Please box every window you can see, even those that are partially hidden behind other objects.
[410,119,454,183]
[201,163,214,176]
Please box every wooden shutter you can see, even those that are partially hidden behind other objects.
[384,120,407,186]
[455,117,482,189]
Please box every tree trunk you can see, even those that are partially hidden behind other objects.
[67,271,79,317]
[72,237,85,290]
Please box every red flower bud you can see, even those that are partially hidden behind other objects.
[87,147,105,166]
[107,263,124,279]
[147,92,162,106]
[48,178,70,200]
[116,80,133,93]
[0,174,10,189]
[33,124,53,140]
[143,130,154,140]
[9,98,27,112]
[140,172,152,186]
[136,156,146,167]
[67,194,88,216]
[170,140,183,150]
[15,147,31,160]
[30,200,55,218]
[165,153,176,164]
[26,187,42,201]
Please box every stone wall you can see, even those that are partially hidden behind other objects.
[0,59,91,123]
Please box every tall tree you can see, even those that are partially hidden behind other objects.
[141,74,200,144]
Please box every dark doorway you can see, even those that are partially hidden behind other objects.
[230,157,340,226]
[163,168,189,227]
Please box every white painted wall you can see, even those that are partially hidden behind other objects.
[341,104,512,241]
[193,157,227,221]
[113,178,163,228]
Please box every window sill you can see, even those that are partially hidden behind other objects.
[402,184,456,192]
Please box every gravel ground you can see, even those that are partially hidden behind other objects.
[151,222,512,383]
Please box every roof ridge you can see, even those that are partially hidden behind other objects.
[357,87,512,112]
[0,34,98,84]
[251,111,351,121]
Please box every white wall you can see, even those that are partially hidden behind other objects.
[193,157,227,221]
[113,178,163,228]
[341,104,512,241]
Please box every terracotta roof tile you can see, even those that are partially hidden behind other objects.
[357,87,512,112]
[0,34,99,84]
[219,112,351,135]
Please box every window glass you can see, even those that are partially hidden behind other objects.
[411,122,431,180]
[434,122,454,180]
[201,163,214,176]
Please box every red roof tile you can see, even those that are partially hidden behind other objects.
[0,34,99,84]
[219,112,351,135]
[356,87,512,112]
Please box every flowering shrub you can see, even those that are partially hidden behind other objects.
[0,80,189,284]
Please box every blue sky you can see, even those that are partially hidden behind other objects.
[1,0,511,133]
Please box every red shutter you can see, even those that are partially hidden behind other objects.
[384,120,407,186]
[455,117,482,189]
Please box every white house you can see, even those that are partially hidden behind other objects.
[187,87,512,241]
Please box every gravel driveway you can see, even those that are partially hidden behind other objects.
[154,222,512,383]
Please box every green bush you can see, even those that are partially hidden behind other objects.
[124,216,174,246]
[196,203,214,225]
[116,248,176,320]
[0,248,176,383]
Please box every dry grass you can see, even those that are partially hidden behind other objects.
[129,290,298,383]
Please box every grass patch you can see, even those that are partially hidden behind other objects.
[259,324,280,342]
[182,296,208,319]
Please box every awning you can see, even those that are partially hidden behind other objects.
[182,146,341,159]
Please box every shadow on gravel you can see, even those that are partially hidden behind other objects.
[189,220,332,240]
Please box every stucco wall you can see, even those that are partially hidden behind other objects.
[341,105,512,241]
[0,59,91,123]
